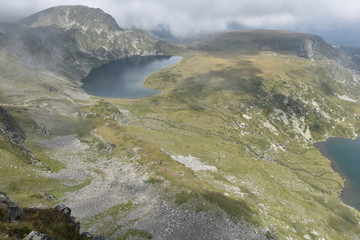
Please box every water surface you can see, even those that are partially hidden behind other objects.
[82,55,182,99]
[314,137,360,210]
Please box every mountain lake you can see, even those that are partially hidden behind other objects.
[81,55,182,99]
[314,136,360,210]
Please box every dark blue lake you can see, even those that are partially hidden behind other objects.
[314,137,360,210]
[81,55,182,99]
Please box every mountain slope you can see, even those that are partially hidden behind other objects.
[187,30,359,69]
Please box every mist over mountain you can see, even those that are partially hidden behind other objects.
[0,5,173,79]
[0,0,360,47]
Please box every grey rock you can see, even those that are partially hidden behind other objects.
[102,142,116,154]
[24,230,52,240]
[36,125,51,136]
[47,86,56,92]
[56,204,71,216]
[81,232,93,239]
[39,192,56,200]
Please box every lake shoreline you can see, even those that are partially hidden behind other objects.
[314,136,360,211]
[81,55,183,99]
[313,138,346,181]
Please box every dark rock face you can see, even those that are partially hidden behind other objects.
[0,193,24,221]
[0,107,25,144]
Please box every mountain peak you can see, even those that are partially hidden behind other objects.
[19,5,123,32]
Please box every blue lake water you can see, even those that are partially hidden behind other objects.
[314,137,360,210]
[81,55,182,99]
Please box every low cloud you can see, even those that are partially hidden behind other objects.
[0,0,359,44]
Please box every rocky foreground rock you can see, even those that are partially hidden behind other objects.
[0,193,24,221]
[0,194,107,240]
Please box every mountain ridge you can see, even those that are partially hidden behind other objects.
[187,30,358,67]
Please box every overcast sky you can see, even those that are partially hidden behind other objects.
[1,0,359,46]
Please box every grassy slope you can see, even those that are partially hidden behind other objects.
[0,51,93,208]
[0,45,359,239]
[105,50,360,239]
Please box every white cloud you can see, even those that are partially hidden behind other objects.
[0,0,359,41]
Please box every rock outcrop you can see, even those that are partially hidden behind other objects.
[0,193,24,221]
[0,194,107,240]
[24,231,52,240]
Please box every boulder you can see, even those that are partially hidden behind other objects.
[24,230,52,240]
[81,232,93,239]
[56,204,71,216]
